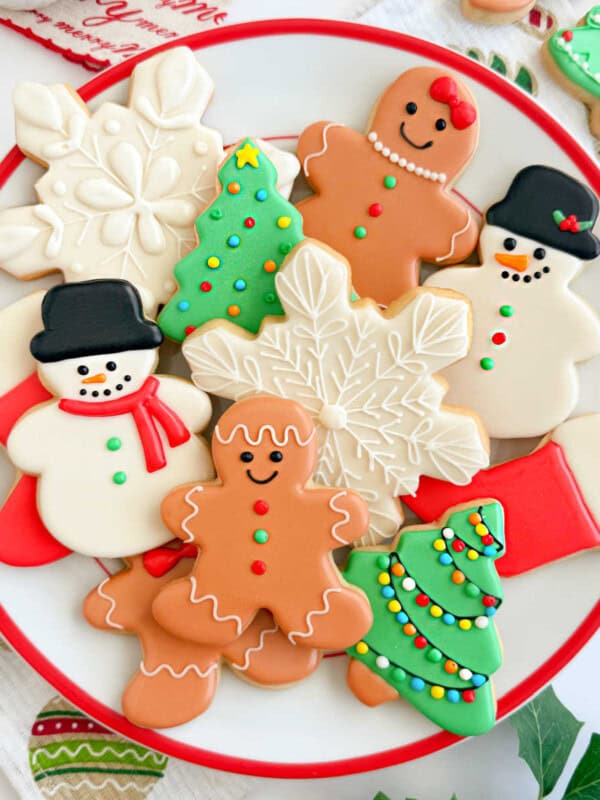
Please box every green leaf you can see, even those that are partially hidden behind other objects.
[491,54,508,76]
[515,66,534,94]
[373,794,391,800]
[579,221,595,231]
[510,686,583,797]
[553,209,566,225]
[563,733,600,800]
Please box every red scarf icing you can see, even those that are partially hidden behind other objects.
[59,376,190,473]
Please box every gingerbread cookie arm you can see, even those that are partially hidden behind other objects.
[319,488,371,548]
[161,482,220,546]
[420,198,479,266]
[297,121,350,187]
[83,576,127,632]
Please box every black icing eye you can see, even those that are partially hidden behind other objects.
[435,118,447,131]
[77,365,89,376]
[240,451,254,463]
[270,451,284,463]
[534,248,546,260]
[504,238,517,251]
[406,102,418,115]
[106,361,117,371]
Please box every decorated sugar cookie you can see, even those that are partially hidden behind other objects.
[158,138,304,342]
[0,47,299,316]
[84,544,320,728]
[153,396,373,650]
[461,0,536,25]
[405,413,600,576]
[344,502,505,736]
[543,8,600,138]
[5,279,214,558]
[183,240,489,545]
[29,697,168,798]
[426,166,600,439]
[296,67,479,306]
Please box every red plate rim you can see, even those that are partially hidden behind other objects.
[0,18,599,779]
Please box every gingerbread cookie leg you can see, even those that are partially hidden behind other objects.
[347,657,399,707]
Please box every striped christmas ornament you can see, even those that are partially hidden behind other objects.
[29,697,168,799]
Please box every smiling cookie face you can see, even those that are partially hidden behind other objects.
[212,396,318,490]
[370,67,479,181]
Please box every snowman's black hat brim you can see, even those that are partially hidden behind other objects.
[31,279,163,364]
[486,165,600,261]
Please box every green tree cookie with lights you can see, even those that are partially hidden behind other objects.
[159,138,304,341]
[343,501,505,736]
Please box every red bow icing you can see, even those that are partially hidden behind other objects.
[429,77,477,130]
[143,542,198,577]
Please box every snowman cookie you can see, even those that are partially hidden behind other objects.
[296,67,479,306]
[543,7,600,139]
[6,279,214,558]
[461,0,536,25]
[425,165,600,439]
[153,395,373,650]
[85,544,320,728]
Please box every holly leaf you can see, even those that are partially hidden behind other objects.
[563,733,600,800]
[510,686,583,797]
[373,794,391,800]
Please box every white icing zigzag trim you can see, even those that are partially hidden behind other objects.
[188,576,244,636]
[140,660,218,680]
[181,485,203,543]
[38,778,155,797]
[329,490,351,544]
[230,623,279,672]
[31,743,166,768]
[435,212,472,262]
[367,131,447,184]
[97,579,124,630]
[287,587,342,645]
[214,423,315,448]
[303,122,345,176]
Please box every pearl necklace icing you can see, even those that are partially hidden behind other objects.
[367,131,447,184]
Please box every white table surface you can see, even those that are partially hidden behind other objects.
[0,2,597,798]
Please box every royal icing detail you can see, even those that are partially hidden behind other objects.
[426,165,600,439]
[344,502,505,736]
[6,280,214,558]
[183,240,489,544]
[153,395,373,650]
[158,138,304,341]
[296,67,479,306]
[84,550,320,729]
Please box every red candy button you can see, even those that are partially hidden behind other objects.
[452,540,466,552]
[253,499,269,515]
[463,689,476,703]
[482,534,495,546]
[414,636,427,649]
[562,30,573,41]
[200,281,212,292]
[368,203,383,217]
[251,560,267,575]
[483,595,496,607]
[184,326,197,336]
[492,331,507,346]
[416,593,429,607]
[244,217,256,228]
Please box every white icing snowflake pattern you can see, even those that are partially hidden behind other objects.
[183,241,489,544]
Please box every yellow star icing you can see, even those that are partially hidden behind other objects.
[236,142,260,169]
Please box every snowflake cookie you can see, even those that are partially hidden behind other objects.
[183,240,490,544]
[0,46,299,315]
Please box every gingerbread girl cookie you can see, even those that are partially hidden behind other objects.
[5,279,214,558]
[461,0,536,25]
[153,395,373,650]
[296,67,479,306]
[84,543,320,728]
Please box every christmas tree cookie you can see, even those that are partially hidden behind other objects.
[343,501,505,736]
[158,138,304,342]
[543,7,600,138]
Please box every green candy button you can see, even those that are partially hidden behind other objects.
[427,648,443,663]
[499,305,514,318]
[465,582,481,598]
[253,529,269,544]
[112,471,127,485]
[106,437,121,452]
[383,175,397,189]
[480,357,495,371]
[392,667,407,682]
[354,226,367,239]
[210,209,223,220]
[376,554,391,570]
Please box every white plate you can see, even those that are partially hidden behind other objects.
[0,20,598,778]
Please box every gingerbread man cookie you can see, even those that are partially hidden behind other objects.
[5,279,214,558]
[84,544,320,729]
[461,0,536,25]
[296,67,479,306]
[153,395,373,650]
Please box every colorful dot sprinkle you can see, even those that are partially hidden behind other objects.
[227,182,241,195]
[354,226,367,239]
[384,175,397,189]
[244,217,256,228]
[106,437,121,451]
[207,256,220,269]
[356,641,369,655]
[277,216,292,229]
[228,304,241,317]
[112,471,127,485]
[253,529,269,544]
[200,281,212,292]
[227,235,241,248]
[177,300,190,312]
[263,259,277,273]
[210,209,223,220]
[255,189,268,202]
[480,357,495,371]
[500,305,514,317]
[234,279,247,291]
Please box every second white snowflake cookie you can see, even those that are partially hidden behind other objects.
[183,240,489,544]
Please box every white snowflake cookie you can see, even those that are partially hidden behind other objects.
[183,240,490,544]
[0,46,299,316]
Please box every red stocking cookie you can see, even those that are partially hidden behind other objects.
[84,544,320,729]
[153,396,373,649]
[296,67,479,306]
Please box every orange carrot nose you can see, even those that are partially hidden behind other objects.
[81,373,107,384]
[494,253,530,272]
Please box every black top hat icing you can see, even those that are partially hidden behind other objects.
[31,279,163,363]
[486,165,600,261]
